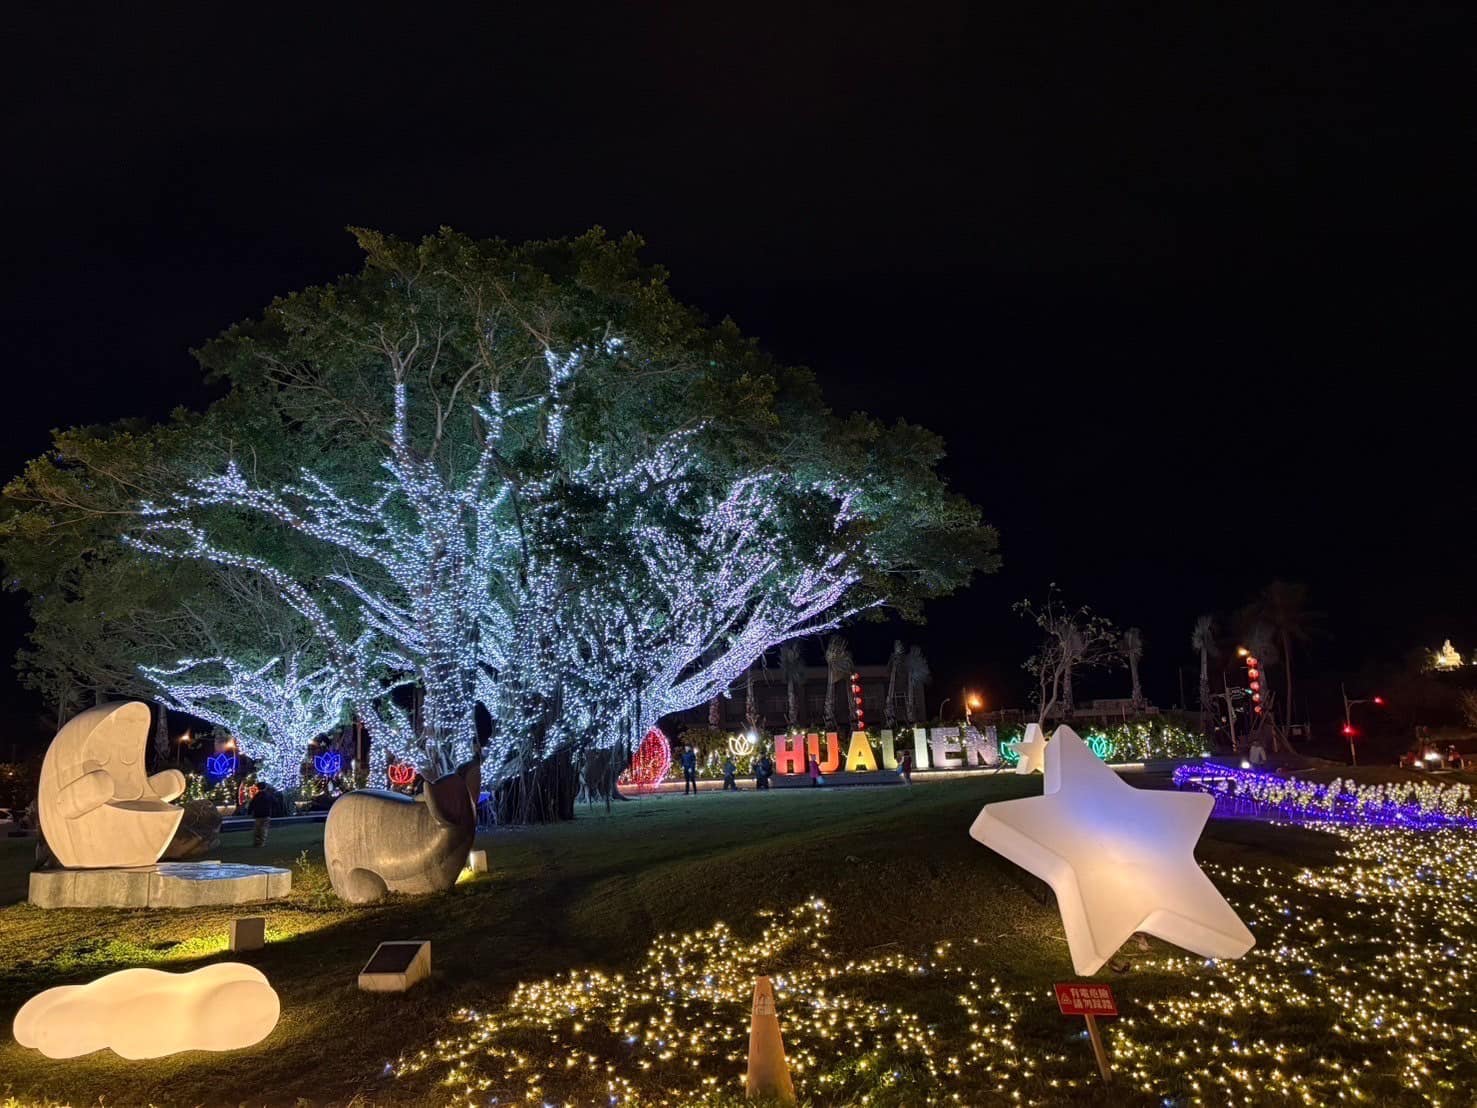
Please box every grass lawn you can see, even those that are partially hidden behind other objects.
[0,776,1473,1106]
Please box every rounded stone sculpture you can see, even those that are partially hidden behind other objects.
[14,962,280,1059]
[37,702,186,869]
[325,764,478,904]
[161,799,223,861]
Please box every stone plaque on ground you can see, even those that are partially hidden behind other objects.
[229,916,266,951]
[358,941,431,992]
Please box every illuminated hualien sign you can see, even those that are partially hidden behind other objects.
[205,752,237,779]
[314,751,343,778]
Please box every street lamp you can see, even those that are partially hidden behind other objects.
[1341,685,1385,767]
[965,692,984,728]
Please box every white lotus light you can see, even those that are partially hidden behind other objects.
[970,726,1254,975]
[13,963,279,1059]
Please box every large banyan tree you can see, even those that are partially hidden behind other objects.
[1,229,998,820]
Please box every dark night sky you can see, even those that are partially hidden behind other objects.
[1,3,1472,739]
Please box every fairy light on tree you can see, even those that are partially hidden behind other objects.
[7,228,997,819]
[141,653,350,786]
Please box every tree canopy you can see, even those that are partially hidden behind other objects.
[1,228,998,802]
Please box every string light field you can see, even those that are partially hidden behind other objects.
[386,824,1476,1106]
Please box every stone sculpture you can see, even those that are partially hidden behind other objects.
[37,702,186,869]
[161,798,223,860]
[970,726,1255,975]
[13,963,280,1059]
[325,763,478,903]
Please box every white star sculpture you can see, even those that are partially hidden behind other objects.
[971,726,1255,975]
[1012,722,1047,775]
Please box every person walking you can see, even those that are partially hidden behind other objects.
[248,783,274,846]
[899,749,914,785]
[722,756,738,791]
[755,753,772,790]
[681,745,699,795]
[807,754,822,788]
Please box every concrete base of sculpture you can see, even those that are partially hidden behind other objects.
[29,861,290,909]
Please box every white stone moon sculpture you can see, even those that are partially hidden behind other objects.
[13,963,280,1059]
[1013,722,1047,775]
[37,702,186,868]
[971,726,1255,975]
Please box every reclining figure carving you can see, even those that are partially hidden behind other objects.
[324,763,478,904]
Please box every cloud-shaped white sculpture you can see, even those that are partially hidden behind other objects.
[13,963,280,1059]
[1013,722,1047,775]
[38,702,186,868]
[971,726,1254,975]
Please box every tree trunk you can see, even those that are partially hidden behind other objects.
[1281,630,1294,731]
[491,749,578,824]
[579,747,626,811]
[786,680,799,731]
[1063,665,1075,716]
[152,702,171,763]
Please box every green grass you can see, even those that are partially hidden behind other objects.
[0,778,1471,1106]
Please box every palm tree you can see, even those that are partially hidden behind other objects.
[1190,615,1216,721]
[779,643,806,731]
[904,645,931,723]
[744,659,764,735]
[823,635,852,733]
[1246,581,1320,730]
[1123,627,1145,711]
[884,639,905,729]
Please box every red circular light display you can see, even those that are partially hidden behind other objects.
[619,726,673,790]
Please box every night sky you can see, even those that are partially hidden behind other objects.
[2,4,1471,740]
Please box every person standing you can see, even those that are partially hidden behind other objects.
[755,754,772,790]
[807,754,821,788]
[899,749,914,785]
[722,756,738,791]
[248,783,274,846]
[682,745,699,795]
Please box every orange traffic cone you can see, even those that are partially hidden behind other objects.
[745,975,796,1102]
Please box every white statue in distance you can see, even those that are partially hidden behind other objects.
[1013,722,1048,775]
[37,702,186,869]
